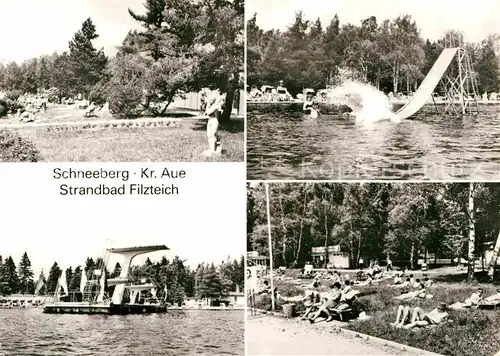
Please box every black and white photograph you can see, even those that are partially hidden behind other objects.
[0,166,245,356]
[247,182,500,356]
[0,0,244,162]
[246,0,500,180]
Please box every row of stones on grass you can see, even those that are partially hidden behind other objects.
[44,120,179,132]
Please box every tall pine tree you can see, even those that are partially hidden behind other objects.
[67,18,108,98]
[1,257,19,294]
[46,262,62,293]
[17,252,35,294]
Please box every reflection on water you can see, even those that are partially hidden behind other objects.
[0,308,244,356]
[247,105,500,180]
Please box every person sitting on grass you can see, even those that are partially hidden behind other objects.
[424,277,433,288]
[449,288,483,310]
[409,274,416,286]
[393,272,403,285]
[308,282,342,323]
[392,302,449,329]
[394,282,426,300]
[300,290,322,320]
[334,280,358,311]
[412,278,422,288]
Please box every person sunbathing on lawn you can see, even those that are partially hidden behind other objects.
[392,278,411,289]
[391,303,448,329]
[449,288,483,310]
[308,282,342,323]
[394,282,426,300]
[484,289,500,302]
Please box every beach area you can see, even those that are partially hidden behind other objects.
[247,314,431,356]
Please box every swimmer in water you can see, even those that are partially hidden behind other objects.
[303,93,319,119]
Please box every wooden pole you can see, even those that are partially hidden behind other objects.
[266,183,275,312]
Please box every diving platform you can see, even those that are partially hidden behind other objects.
[43,302,167,314]
[43,245,169,315]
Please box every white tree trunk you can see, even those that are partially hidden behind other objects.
[467,183,476,283]
[487,230,500,280]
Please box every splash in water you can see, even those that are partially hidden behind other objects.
[326,81,399,123]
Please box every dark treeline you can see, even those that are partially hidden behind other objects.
[247,12,500,96]
[0,253,244,304]
[248,183,500,282]
[0,0,244,119]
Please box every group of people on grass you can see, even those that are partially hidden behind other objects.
[391,285,500,330]
[278,275,359,324]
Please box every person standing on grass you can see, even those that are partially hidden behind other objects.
[387,256,393,271]
[204,91,226,154]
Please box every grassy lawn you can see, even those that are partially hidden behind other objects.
[1,104,244,161]
[253,268,500,356]
[14,119,243,161]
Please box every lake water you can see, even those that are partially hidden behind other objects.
[0,308,244,356]
[247,105,500,180]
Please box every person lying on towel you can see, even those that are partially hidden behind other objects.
[393,282,427,300]
[449,288,483,310]
[484,289,500,302]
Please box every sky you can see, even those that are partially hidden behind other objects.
[0,164,246,278]
[0,0,145,63]
[247,0,500,43]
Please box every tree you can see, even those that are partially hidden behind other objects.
[476,36,500,93]
[0,256,19,295]
[108,0,202,117]
[17,252,35,294]
[111,262,121,278]
[69,266,82,292]
[46,262,62,293]
[67,18,108,97]
[65,266,74,291]
[194,0,244,122]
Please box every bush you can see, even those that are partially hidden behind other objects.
[0,130,41,162]
[107,81,143,118]
[89,80,109,106]
[3,90,22,102]
[44,87,61,103]
[0,100,7,117]
[0,99,23,117]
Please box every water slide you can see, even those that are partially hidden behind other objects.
[395,48,459,120]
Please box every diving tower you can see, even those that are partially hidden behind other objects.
[108,245,169,305]
[43,244,169,314]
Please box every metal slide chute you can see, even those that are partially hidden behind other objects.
[395,48,459,120]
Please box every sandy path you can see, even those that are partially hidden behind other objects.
[247,315,426,356]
